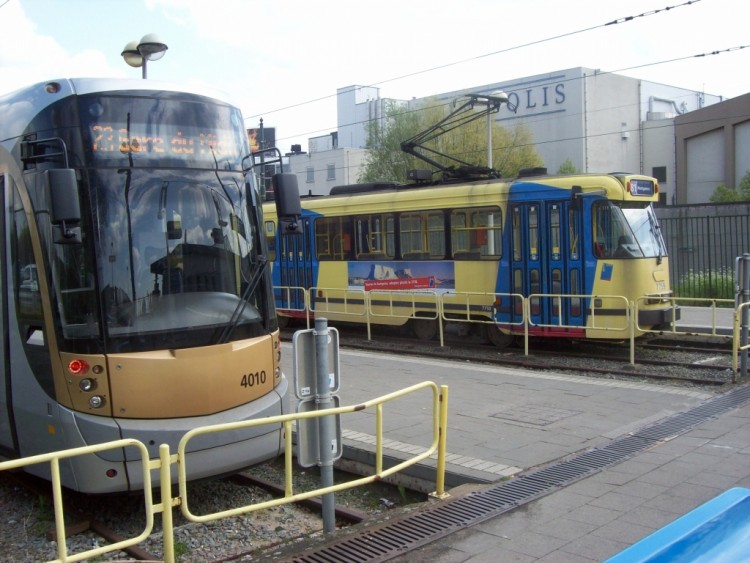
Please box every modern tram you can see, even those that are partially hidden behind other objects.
[263,170,677,346]
[0,78,300,493]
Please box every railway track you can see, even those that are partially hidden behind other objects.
[281,324,736,387]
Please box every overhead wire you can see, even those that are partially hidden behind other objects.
[245,0,703,123]
[293,40,749,179]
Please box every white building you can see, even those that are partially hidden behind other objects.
[285,131,369,197]
[291,67,726,203]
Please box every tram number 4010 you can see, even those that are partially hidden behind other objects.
[241,371,267,387]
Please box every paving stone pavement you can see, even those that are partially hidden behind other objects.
[390,396,750,562]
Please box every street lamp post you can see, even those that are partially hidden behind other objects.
[121,34,168,79]
[469,91,509,170]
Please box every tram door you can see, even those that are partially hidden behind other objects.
[277,217,314,313]
[509,201,584,331]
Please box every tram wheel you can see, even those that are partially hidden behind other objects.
[411,318,438,341]
[276,315,291,329]
[486,324,514,349]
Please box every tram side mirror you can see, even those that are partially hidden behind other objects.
[272,173,301,232]
[44,169,82,244]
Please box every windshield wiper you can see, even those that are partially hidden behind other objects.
[216,255,267,344]
[647,212,663,265]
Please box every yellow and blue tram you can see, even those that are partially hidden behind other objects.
[264,170,676,346]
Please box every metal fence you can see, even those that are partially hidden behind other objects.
[656,204,750,299]
[0,381,449,563]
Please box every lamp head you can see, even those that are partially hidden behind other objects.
[138,33,168,61]
[121,40,143,68]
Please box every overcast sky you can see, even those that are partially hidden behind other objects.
[1,0,747,152]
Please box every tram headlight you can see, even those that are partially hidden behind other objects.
[79,378,96,392]
[89,395,105,409]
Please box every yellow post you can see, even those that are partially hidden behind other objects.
[375,403,383,474]
[524,297,530,356]
[432,385,450,499]
[50,458,69,562]
[629,300,636,366]
[160,444,176,563]
[284,420,294,496]
[733,307,740,383]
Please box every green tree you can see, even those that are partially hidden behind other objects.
[557,158,579,174]
[360,98,543,183]
[709,170,750,203]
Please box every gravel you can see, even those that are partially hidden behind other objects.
[0,457,423,562]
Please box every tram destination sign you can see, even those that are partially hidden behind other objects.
[630,179,655,197]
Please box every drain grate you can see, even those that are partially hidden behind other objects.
[286,385,750,563]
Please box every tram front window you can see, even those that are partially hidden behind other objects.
[621,206,666,259]
[592,202,666,259]
[89,168,265,351]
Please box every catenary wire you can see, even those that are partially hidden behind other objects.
[244,0,702,124]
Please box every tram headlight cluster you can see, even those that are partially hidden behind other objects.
[67,358,106,409]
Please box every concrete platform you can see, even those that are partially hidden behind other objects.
[280,341,750,561]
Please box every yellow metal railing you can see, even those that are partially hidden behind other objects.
[0,439,157,563]
[0,381,448,563]
[278,286,746,376]
[733,301,750,382]
[635,296,734,338]
[440,291,525,348]
[275,285,312,328]
[178,381,449,524]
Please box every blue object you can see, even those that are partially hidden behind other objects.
[605,487,750,562]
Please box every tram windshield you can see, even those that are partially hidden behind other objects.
[51,167,268,352]
[592,201,667,259]
[37,93,271,353]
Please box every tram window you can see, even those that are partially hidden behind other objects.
[528,206,539,261]
[355,214,394,260]
[13,187,44,324]
[512,208,521,262]
[315,217,352,261]
[530,268,540,314]
[552,268,561,316]
[451,212,469,256]
[400,213,424,256]
[400,211,444,259]
[315,218,332,260]
[25,172,98,337]
[592,201,632,259]
[550,205,561,261]
[264,221,276,261]
[11,181,56,395]
[513,269,523,314]
[570,269,581,316]
[451,207,501,259]
[568,207,580,260]
[551,268,562,294]
[427,212,446,258]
